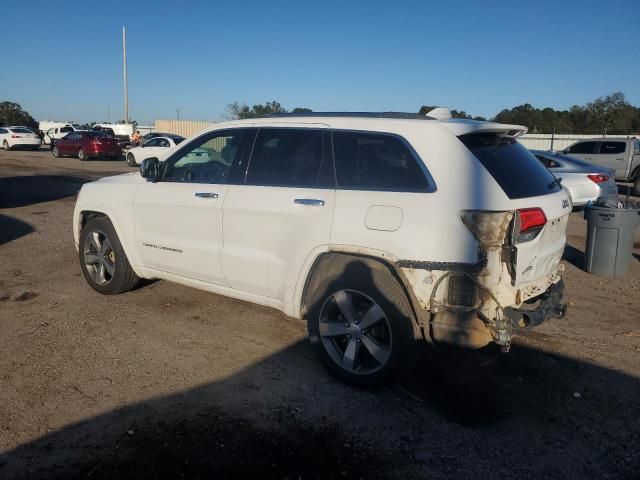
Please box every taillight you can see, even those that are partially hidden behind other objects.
[515,208,546,243]
[11,135,21,138]
[587,174,609,183]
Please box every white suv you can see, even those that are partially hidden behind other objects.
[73,112,571,387]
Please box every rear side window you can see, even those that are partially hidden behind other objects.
[460,134,561,199]
[246,128,325,187]
[599,141,625,154]
[333,131,429,191]
[566,141,597,154]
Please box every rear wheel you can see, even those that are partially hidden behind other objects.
[78,148,87,161]
[79,217,139,295]
[306,260,417,388]
[633,176,640,197]
[126,152,136,167]
[3,140,9,151]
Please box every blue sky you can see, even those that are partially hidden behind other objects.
[1,0,638,124]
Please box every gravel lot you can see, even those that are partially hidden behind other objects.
[0,148,639,479]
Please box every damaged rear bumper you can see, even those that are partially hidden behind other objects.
[503,279,567,328]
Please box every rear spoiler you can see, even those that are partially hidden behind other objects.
[437,119,528,138]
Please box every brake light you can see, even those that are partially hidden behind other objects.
[516,208,546,243]
[587,174,609,183]
[11,135,21,138]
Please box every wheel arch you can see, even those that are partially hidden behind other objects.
[77,209,143,275]
[298,251,426,332]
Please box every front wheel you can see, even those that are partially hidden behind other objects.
[52,146,60,157]
[126,152,136,167]
[307,262,417,388]
[79,217,140,295]
[78,148,87,161]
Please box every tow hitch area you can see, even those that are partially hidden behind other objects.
[504,280,567,329]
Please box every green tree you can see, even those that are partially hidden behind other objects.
[291,107,313,114]
[225,100,288,119]
[0,102,37,129]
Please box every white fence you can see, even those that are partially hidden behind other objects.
[518,134,634,151]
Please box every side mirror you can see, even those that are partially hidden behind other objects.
[140,157,160,181]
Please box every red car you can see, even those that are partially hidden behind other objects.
[51,131,121,161]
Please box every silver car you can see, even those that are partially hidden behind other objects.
[531,150,618,208]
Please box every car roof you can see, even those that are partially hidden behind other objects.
[207,113,527,137]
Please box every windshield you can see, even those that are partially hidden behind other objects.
[460,133,561,199]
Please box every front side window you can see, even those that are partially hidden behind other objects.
[0,128,8,134]
[567,141,596,154]
[60,126,73,133]
[157,138,170,148]
[333,131,429,191]
[245,128,325,187]
[163,129,250,184]
[599,141,625,155]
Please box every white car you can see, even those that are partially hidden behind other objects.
[125,135,185,166]
[531,150,619,207]
[73,111,571,387]
[0,126,42,150]
[44,124,78,145]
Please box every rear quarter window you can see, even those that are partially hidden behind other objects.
[460,134,561,199]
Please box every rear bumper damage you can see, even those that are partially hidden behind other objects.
[504,279,567,329]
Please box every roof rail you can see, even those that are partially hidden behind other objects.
[265,112,436,120]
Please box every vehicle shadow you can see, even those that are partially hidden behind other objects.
[0,176,91,208]
[1,340,638,479]
[0,214,35,245]
[562,244,585,270]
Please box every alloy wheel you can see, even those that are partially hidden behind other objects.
[319,289,392,375]
[83,230,115,285]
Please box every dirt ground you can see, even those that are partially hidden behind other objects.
[0,148,639,479]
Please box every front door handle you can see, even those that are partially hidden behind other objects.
[294,198,325,207]
[195,192,218,199]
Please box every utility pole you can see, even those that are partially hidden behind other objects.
[122,26,129,124]
[177,108,180,121]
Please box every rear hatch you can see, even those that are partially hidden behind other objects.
[459,132,571,286]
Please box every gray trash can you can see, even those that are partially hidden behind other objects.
[584,205,639,276]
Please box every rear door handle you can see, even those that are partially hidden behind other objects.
[294,198,325,207]
[195,192,218,199]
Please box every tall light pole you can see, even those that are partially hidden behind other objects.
[122,26,129,124]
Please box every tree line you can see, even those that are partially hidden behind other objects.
[3,92,639,135]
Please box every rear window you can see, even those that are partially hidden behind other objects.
[10,128,33,134]
[460,134,561,199]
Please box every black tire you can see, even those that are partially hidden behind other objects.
[51,146,60,158]
[79,216,139,295]
[633,176,640,197]
[306,258,418,388]
[126,152,136,167]
[3,140,10,151]
[78,148,87,161]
